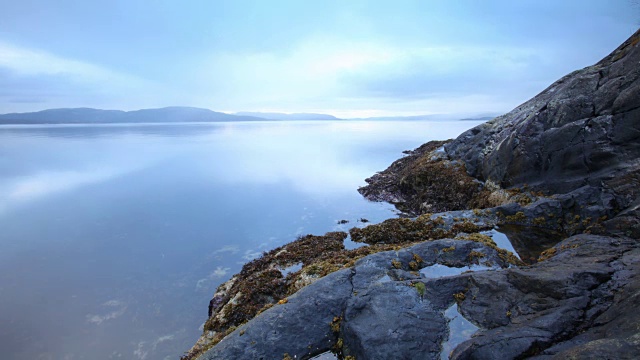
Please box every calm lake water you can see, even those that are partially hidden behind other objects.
[0,120,484,360]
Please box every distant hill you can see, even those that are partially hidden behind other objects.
[0,107,500,124]
[235,112,340,120]
[0,107,265,124]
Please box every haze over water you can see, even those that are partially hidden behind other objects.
[0,120,483,359]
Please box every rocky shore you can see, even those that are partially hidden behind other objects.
[185,29,640,359]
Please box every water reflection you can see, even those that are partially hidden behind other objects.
[0,120,484,359]
[483,229,520,260]
[441,304,479,360]
[0,123,231,139]
[420,263,494,278]
[495,225,565,264]
[310,351,339,359]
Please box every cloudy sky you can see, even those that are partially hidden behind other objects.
[0,0,638,117]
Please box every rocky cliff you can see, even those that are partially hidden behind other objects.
[186,29,640,360]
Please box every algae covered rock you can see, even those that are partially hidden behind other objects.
[197,239,515,360]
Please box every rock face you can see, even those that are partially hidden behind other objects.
[191,30,640,359]
[445,32,640,195]
[360,30,640,220]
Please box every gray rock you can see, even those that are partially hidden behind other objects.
[445,30,640,197]
[198,235,639,360]
[197,269,353,360]
[451,235,639,360]
[198,240,513,359]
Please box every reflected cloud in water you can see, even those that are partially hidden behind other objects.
[0,120,484,359]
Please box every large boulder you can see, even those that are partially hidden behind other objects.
[445,30,640,195]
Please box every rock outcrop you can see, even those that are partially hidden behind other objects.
[445,32,640,195]
[361,29,640,222]
[188,29,640,359]
[197,239,516,359]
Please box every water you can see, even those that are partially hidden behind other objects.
[0,120,483,360]
[483,229,520,260]
[441,304,479,360]
[419,263,495,278]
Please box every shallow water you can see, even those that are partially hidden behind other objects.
[420,263,494,278]
[0,120,483,359]
[441,304,479,360]
[483,229,520,260]
[496,225,565,263]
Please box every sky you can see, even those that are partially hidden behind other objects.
[0,0,638,118]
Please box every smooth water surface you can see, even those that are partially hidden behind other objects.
[441,303,479,360]
[0,120,483,359]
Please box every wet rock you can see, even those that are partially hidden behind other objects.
[196,239,513,359]
[451,235,638,360]
[530,247,640,359]
[196,235,638,360]
[197,269,354,360]
[341,281,447,360]
[495,225,564,263]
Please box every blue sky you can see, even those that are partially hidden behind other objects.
[0,0,638,117]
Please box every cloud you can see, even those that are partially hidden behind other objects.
[193,119,488,196]
[188,37,562,116]
[86,299,127,325]
[0,166,134,216]
[195,266,231,291]
[344,46,545,96]
[0,42,171,112]
[0,42,121,79]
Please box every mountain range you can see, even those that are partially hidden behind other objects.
[0,107,497,124]
[0,107,264,124]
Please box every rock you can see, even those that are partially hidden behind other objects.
[197,269,354,360]
[359,30,640,217]
[358,140,493,216]
[445,30,640,196]
[341,281,448,359]
[532,247,640,360]
[197,239,514,359]
[196,235,638,360]
[451,235,639,360]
